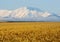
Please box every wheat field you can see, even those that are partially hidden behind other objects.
[0,22,60,42]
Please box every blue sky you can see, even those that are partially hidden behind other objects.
[0,0,60,14]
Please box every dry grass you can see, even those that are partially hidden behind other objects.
[0,22,60,42]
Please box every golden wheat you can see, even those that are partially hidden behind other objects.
[0,22,60,42]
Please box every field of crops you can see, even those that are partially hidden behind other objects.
[0,22,60,42]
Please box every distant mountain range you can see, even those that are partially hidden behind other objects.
[0,7,60,22]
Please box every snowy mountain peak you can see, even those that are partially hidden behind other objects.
[11,7,29,18]
[11,7,51,18]
[0,7,60,21]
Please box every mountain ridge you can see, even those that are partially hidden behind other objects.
[0,7,60,22]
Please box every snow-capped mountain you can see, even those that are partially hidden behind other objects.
[0,7,60,22]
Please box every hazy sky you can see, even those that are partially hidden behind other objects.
[0,0,60,14]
